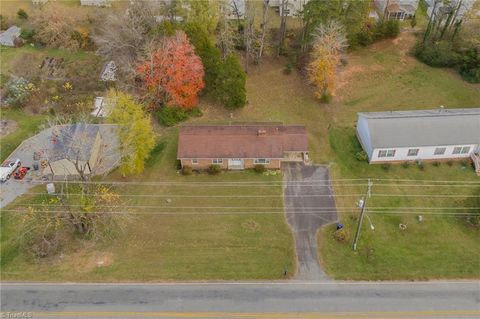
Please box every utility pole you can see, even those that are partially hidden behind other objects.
[352,179,373,251]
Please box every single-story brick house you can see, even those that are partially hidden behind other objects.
[177,124,309,170]
[356,108,480,165]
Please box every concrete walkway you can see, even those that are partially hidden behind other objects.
[283,163,338,281]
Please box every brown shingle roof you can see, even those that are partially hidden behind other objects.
[177,124,308,159]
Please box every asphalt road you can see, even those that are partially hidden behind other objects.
[283,163,338,281]
[1,282,479,318]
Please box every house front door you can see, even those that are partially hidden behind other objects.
[228,159,244,170]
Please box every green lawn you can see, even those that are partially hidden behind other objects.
[1,131,296,281]
[1,29,479,281]
[0,108,47,162]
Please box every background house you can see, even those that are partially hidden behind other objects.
[356,108,480,164]
[425,0,477,22]
[80,0,111,7]
[269,0,309,17]
[177,124,308,170]
[374,0,419,20]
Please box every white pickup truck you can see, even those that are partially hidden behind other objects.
[0,159,21,182]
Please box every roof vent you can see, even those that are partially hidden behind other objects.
[257,129,267,136]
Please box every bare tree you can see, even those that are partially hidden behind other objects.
[277,0,289,56]
[219,0,235,59]
[244,0,255,72]
[92,1,164,85]
[258,0,270,60]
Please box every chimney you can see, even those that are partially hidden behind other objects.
[257,129,267,136]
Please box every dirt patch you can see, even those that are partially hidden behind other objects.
[61,250,115,273]
[242,219,261,232]
[0,119,18,137]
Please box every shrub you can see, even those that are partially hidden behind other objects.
[20,28,35,42]
[319,92,332,104]
[155,107,202,126]
[355,151,368,162]
[384,20,400,38]
[214,54,247,109]
[333,228,347,242]
[182,165,193,175]
[446,160,454,167]
[17,9,28,20]
[401,161,410,169]
[381,163,391,171]
[458,47,480,83]
[373,20,400,40]
[417,162,425,171]
[414,41,459,67]
[432,161,441,167]
[145,141,166,167]
[156,107,189,126]
[254,164,266,174]
[283,63,293,75]
[460,160,469,168]
[4,77,35,107]
[208,164,221,175]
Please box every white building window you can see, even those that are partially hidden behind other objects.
[191,159,198,165]
[212,159,223,164]
[407,149,419,156]
[461,146,471,154]
[452,147,462,154]
[378,150,396,158]
[434,147,446,155]
[254,158,271,164]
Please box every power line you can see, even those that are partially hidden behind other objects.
[2,209,476,216]
[11,204,479,210]
[23,192,480,198]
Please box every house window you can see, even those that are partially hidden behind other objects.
[407,149,419,156]
[191,159,198,165]
[452,147,462,154]
[434,147,446,155]
[386,150,396,157]
[378,150,396,158]
[461,146,470,154]
[254,158,271,164]
[212,159,223,164]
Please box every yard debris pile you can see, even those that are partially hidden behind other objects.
[0,120,18,137]
[40,57,65,77]
[100,61,117,82]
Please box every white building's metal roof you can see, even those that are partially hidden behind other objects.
[358,108,480,148]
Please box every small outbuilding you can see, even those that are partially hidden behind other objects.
[356,108,480,164]
[177,124,309,170]
[0,26,21,47]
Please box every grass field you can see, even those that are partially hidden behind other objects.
[0,108,47,162]
[1,26,479,281]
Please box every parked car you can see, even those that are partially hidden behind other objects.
[0,159,21,182]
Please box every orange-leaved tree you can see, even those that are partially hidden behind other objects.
[307,20,348,102]
[136,31,205,110]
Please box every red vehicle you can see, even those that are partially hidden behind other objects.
[14,167,30,180]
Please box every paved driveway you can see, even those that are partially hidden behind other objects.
[283,163,338,281]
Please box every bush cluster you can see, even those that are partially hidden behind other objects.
[208,164,222,175]
[156,107,202,127]
[182,165,193,175]
[254,164,266,174]
[351,20,400,47]
[414,42,480,83]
